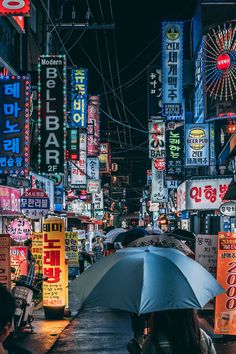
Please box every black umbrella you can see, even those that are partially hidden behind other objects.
[104,226,115,234]
[170,228,196,241]
[115,227,148,246]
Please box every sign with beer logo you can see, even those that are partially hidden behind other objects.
[162,21,184,119]
[185,124,210,166]
[220,201,236,217]
[149,119,165,159]
[7,218,32,242]
[214,232,236,335]
[38,55,67,174]
[0,0,30,15]
[20,188,50,219]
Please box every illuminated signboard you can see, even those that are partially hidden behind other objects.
[194,38,205,123]
[149,119,165,159]
[71,68,88,128]
[148,66,162,118]
[162,21,184,120]
[99,143,110,174]
[205,23,236,121]
[185,124,210,166]
[166,121,184,179]
[151,162,168,203]
[0,0,30,15]
[87,96,100,157]
[0,75,30,175]
[87,157,99,180]
[66,128,79,160]
[38,55,67,175]
[71,132,87,188]
[11,16,25,33]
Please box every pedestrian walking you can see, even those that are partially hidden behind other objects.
[79,239,92,274]
[92,236,104,262]
[141,309,216,354]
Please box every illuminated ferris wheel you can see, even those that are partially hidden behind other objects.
[205,23,236,101]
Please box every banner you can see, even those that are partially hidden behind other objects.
[0,235,11,289]
[0,0,30,15]
[195,234,218,277]
[71,132,87,188]
[162,21,184,119]
[87,157,99,180]
[166,121,184,178]
[87,96,100,156]
[38,55,67,174]
[148,66,162,118]
[70,68,87,128]
[32,232,43,274]
[0,76,30,175]
[65,232,79,268]
[149,119,165,159]
[185,124,210,166]
[214,232,236,335]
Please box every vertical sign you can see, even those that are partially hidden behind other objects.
[0,0,30,15]
[195,234,218,277]
[43,218,66,313]
[194,38,205,123]
[87,157,99,180]
[0,76,30,175]
[71,132,87,188]
[38,55,67,174]
[32,232,43,274]
[215,232,236,335]
[162,21,183,119]
[99,143,110,174]
[87,96,100,157]
[71,68,87,128]
[166,121,184,179]
[67,128,79,160]
[148,66,162,118]
[185,124,210,166]
[0,235,11,289]
[149,119,165,159]
[151,161,168,203]
[65,231,79,268]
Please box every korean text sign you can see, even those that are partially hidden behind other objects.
[185,124,210,166]
[71,68,87,128]
[87,96,100,157]
[65,232,78,267]
[0,76,30,175]
[214,232,236,335]
[162,22,183,119]
[99,143,110,174]
[43,218,66,309]
[20,188,50,219]
[195,234,218,277]
[149,119,165,159]
[32,232,43,274]
[0,235,11,289]
[148,66,162,118]
[87,157,99,180]
[166,121,184,178]
[71,132,87,187]
[0,186,21,215]
[38,55,66,174]
[0,0,30,15]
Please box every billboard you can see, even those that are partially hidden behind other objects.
[149,119,165,159]
[38,55,67,174]
[70,68,87,128]
[0,0,30,15]
[166,121,184,178]
[185,124,210,166]
[87,96,100,157]
[148,66,162,118]
[0,75,30,175]
[162,21,184,119]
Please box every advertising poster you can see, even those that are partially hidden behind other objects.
[166,121,184,178]
[185,124,210,166]
[32,232,43,274]
[214,232,236,335]
[149,119,165,159]
[148,66,162,118]
[43,218,66,309]
[10,246,28,279]
[0,75,30,175]
[87,96,100,156]
[38,55,67,174]
[65,232,79,268]
[195,234,218,277]
[70,68,87,128]
[162,21,184,119]
[0,235,11,289]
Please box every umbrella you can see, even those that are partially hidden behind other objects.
[115,227,148,245]
[146,226,164,235]
[104,228,126,243]
[104,226,115,233]
[77,246,224,314]
[128,234,194,257]
[171,228,196,241]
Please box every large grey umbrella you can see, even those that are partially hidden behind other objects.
[104,228,126,243]
[77,246,224,314]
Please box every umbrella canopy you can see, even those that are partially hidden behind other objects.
[128,234,194,257]
[115,227,148,245]
[146,226,164,235]
[104,228,126,243]
[77,246,224,314]
[171,228,196,241]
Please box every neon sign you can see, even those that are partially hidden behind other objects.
[0,0,30,15]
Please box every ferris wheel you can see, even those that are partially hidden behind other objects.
[205,22,236,101]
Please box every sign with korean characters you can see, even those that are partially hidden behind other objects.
[6,218,32,242]
[0,0,30,15]
[20,188,50,219]
[70,68,87,128]
[10,246,27,279]
[0,186,21,215]
[151,161,168,203]
[195,234,218,278]
[0,235,11,289]
[87,157,99,180]
[43,218,66,312]
[71,132,87,188]
[32,232,43,274]
[65,232,78,267]
[30,172,54,211]
[166,121,184,178]
[87,96,100,156]
[87,179,101,194]
[214,232,236,335]
[148,66,162,118]
[149,119,165,159]
[185,124,210,166]
[0,75,30,175]
[99,143,110,174]
[220,202,236,217]
[38,55,67,175]
[162,21,184,119]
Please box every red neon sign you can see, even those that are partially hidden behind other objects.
[12,16,25,32]
[217,53,231,71]
[0,0,30,15]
